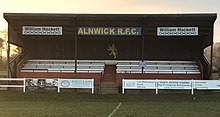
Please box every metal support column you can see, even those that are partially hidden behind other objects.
[210,44,213,79]
[74,19,78,73]
[141,17,145,73]
[7,40,10,78]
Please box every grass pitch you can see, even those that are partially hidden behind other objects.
[0,91,220,117]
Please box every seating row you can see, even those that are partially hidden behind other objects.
[21,60,200,74]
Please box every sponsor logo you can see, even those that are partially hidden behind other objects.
[61,80,70,87]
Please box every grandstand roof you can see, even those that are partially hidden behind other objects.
[4,13,217,46]
[3,13,217,60]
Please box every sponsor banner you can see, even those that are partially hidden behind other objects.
[59,79,93,89]
[124,80,156,89]
[22,26,62,35]
[158,80,192,89]
[78,27,141,36]
[157,27,198,36]
[26,78,58,87]
[194,80,220,89]
[25,78,58,92]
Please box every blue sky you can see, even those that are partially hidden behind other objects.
[0,0,219,42]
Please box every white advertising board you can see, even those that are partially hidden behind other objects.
[157,27,198,36]
[158,80,192,89]
[194,80,220,89]
[123,79,156,89]
[157,80,192,89]
[58,79,94,94]
[59,79,93,89]
[22,26,62,35]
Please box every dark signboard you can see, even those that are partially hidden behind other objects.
[78,27,141,36]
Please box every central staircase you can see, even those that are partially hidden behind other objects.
[99,64,118,94]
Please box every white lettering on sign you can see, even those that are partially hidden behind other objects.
[22,26,62,35]
[157,27,198,36]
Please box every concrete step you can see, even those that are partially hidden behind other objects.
[99,82,118,94]
[104,70,116,73]
[104,65,116,74]
[103,77,115,80]
[101,80,116,83]
[104,73,115,77]
[102,73,116,82]
[100,83,118,88]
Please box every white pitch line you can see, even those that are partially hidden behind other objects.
[108,102,122,117]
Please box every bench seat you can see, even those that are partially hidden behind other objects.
[22,60,200,74]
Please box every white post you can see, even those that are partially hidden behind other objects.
[191,79,194,95]
[122,79,125,94]
[92,79,94,94]
[57,78,60,93]
[156,79,158,95]
[23,78,26,93]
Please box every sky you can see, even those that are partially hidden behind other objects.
[0,0,220,42]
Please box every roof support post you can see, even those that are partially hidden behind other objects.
[7,31,10,78]
[74,18,78,73]
[210,43,213,79]
[141,17,145,73]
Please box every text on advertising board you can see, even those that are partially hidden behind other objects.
[123,80,156,89]
[194,80,220,89]
[78,27,141,36]
[157,27,198,36]
[158,80,192,89]
[59,79,93,88]
[22,26,62,35]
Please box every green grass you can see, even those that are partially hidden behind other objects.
[0,91,220,117]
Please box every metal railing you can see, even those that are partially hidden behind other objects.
[9,50,25,77]
[198,55,212,80]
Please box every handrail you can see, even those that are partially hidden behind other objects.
[10,50,24,64]
[9,49,25,77]
[196,57,204,79]
[201,55,212,77]
[198,55,212,79]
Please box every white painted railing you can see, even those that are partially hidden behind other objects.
[0,78,94,94]
[122,79,220,95]
[0,78,26,92]
[58,79,94,94]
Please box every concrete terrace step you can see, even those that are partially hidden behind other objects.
[99,82,118,94]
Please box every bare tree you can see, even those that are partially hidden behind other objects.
[0,29,8,62]
[0,29,22,61]
[0,37,3,62]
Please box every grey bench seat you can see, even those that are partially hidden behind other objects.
[144,69,200,74]
[22,60,200,74]
[117,64,198,68]
[24,64,104,67]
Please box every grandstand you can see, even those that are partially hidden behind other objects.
[4,13,217,93]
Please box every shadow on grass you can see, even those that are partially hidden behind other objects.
[0,90,220,103]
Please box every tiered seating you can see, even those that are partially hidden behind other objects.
[21,60,105,73]
[21,60,75,72]
[21,60,200,74]
[76,60,104,73]
[116,60,200,74]
[145,61,199,74]
[117,61,141,73]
